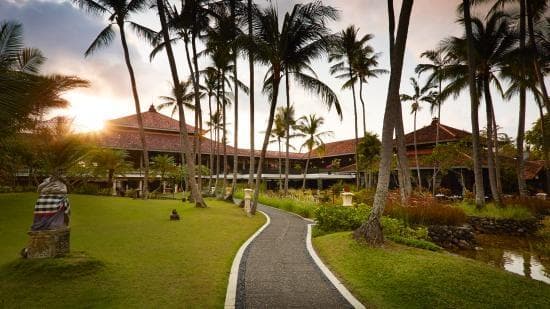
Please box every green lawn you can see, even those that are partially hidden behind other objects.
[313,232,550,309]
[0,193,265,308]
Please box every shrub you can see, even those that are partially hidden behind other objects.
[354,189,376,205]
[0,186,13,193]
[315,205,371,232]
[381,217,429,240]
[385,200,467,226]
[457,202,534,220]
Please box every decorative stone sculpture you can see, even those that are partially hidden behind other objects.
[22,177,71,259]
[170,209,180,221]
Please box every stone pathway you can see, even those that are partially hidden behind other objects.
[235,205,354,308]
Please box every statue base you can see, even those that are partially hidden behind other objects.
[25,227,70,259]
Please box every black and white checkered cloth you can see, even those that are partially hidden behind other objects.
[34,194,70,215]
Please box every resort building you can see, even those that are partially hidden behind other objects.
[93,107,547,194]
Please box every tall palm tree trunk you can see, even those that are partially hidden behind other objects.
[248,0,255,187]
[483,76,501,205]
[222,73,228,194]
[395,101,412,200]
[118,23,149,198]
[359,80,367,134]
[432,79,442,194]
[413,110,421,189]
[230,0,238,198]
[491,106,503,195]
[252,69,282,215]
[349,69,360,191]
[156,0,205,207]
[278,138,283,190]
[192,34,203,192]
[526,1,550,114]
[208,95,214,189]
[464,0,485,208]
[517,0,528,196]
[354,0,414,245]
[302,153,311,190]
[284,71,290,194]
[536,102,550,193]
[215,73,221,191]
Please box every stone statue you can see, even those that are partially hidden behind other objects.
[31,177,71,231]
[22,177,71,259]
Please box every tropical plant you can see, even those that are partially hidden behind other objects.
[249,2,338,214]
[73,0,157,198]
[357,132,381,189]
[155,0,206,207]
[150,154,177,192]
[400,77,436,190]
[296,114,333,189]
[89,148,131,195]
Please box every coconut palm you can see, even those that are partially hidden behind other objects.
[207,109,223,190]
[296,114,333,190]
[354,0,414,245]
[249,2,338,214]
[157,79,200,118]
[439,11,515,204]
[329,26,368,190]
[415,48,455,193]
[247,0,255,187]
[73,0,157,198]
[155,0,206,207]
[269,109,287,190]
[400,77,436,190]
[150,154,177,192]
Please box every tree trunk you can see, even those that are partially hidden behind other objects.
[302,154,311,190]
[208,94,214,190]
[517,0,528,197]
[395,101,412,201]
[230,0,238,199]
[433,78,442,195]
[278,138,282,191]
[284,70,290,195]
[354,0,414,246]
[359,80,367,135]
[222,71,228,196]
[483,75,501,205]
[252,67,281,215]
[156,0,205,207]
[215,69,222,192]
[108,169,114,195]
[248,0,255,187]
[192,34,203,192]
[536,102,550,194]
[118,23,149,198]
[491,104,503,196]
[349,68,360,191]
[463,0,485,208]
[413,110,421,189]
[526,1,550,114]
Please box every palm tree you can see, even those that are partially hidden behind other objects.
[74,0,156,198]
[296,114,333,190]
[0,21,89,137]
[354,0,414,246]
[157,79,200,118]
[247,0,255,187]
[150,154,177,192]
[440,11,514,204]
[329,26,368,190]
[90,148,130,195]
[156,0,206,207]
[354,47,388,134]
[202,70,218,189]
[207,109,223,190]
[400,77,436,190]
[249,2,338,214]
[269,109,286,190]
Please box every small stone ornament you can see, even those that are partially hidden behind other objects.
[170,209,180,221]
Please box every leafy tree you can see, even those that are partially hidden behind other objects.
[89,148,131,195]
[150,154,178,192]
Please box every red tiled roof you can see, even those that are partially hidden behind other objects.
[524,160,545,180]
[107,106,197,133]
[99,128,304,159]
[403,119,471,146]
[311,138,357,158]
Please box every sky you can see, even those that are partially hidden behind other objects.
[1,0,543,152]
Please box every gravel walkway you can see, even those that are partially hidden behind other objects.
[235,205,353,308]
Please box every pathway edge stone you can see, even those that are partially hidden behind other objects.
[306,224,366,309]
[224,210,271,309]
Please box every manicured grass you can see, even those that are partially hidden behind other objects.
[313,232,550,308]
[0,193,265,308]
[457,202,534,220]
